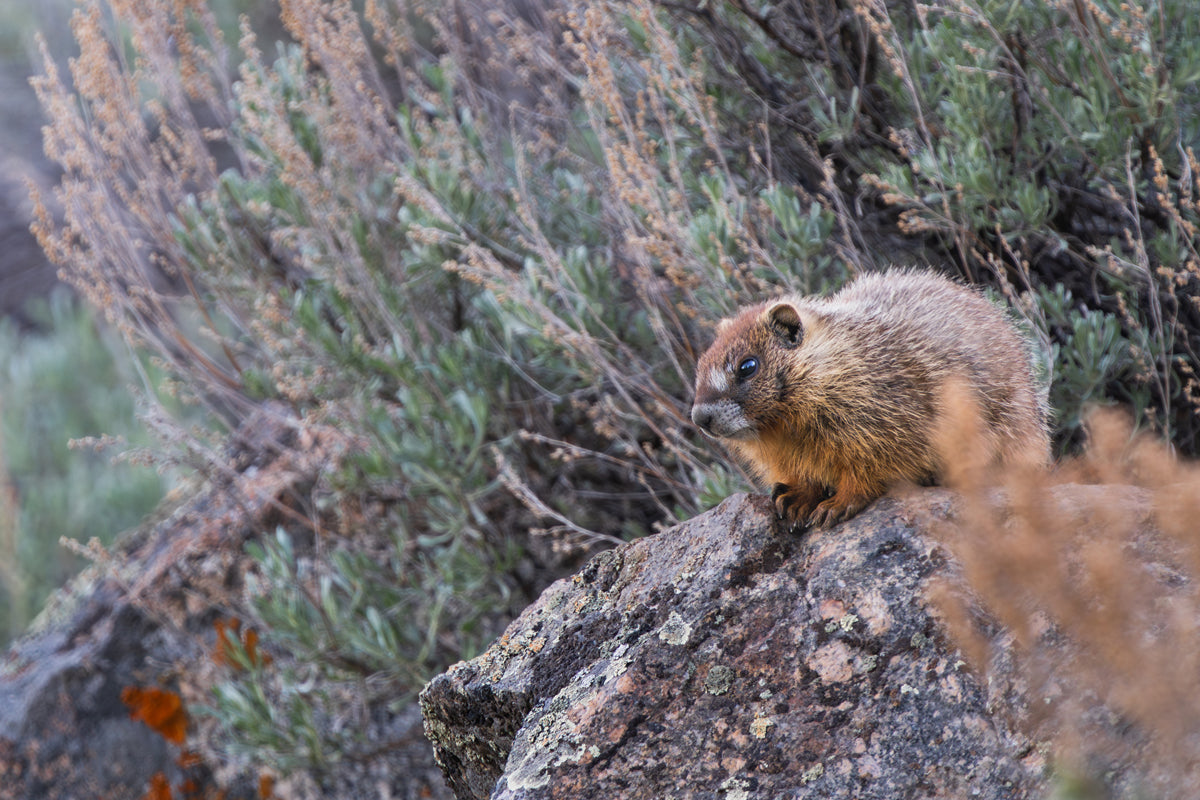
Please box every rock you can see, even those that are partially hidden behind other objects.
[420,490,1048,800]
[0,593,174,798]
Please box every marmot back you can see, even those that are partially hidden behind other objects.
[691,270,1050,528]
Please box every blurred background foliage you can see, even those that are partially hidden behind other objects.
[0,292,168,642]
[0,0,1196,793]
[0,0,285,647]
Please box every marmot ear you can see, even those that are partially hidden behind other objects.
[766,302,803,346]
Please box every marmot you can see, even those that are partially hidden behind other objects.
[691,269,1050,528]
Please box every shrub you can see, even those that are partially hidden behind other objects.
[850,0,1200,451]
[29,0,1200,790]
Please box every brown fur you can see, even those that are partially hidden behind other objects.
[690,270,1050,527]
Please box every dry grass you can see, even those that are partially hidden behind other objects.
[933,396,1200,794]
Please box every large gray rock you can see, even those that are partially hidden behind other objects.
[421,490,1047,799]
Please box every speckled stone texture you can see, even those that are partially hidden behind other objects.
[420,490,1046,800]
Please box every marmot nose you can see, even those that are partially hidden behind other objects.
[691,405,714,435]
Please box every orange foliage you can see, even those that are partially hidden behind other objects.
[121,686,188,745]
[214,618,271,669]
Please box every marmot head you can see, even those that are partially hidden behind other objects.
[691,300,808,439]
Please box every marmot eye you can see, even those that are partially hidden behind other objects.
[736,357,758,380]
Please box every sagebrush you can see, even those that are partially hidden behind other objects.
[29,0,1200,792]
